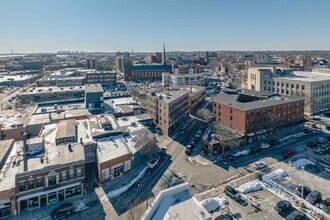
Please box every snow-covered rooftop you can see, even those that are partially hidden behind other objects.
[96,135,131,163]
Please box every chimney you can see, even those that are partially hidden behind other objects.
[80,137,83,145]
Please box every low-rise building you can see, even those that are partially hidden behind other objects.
[85,71,116,86]
[55,120,77,145]
[162,72,206,87]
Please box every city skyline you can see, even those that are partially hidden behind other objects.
[1,0,330,53]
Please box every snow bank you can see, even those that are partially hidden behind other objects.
[233,150,250,157]
[200,196,228,213]
[292,159,315,169]
[280,132,305,142]
[262,169,288,181]
[73,201,88,212]
[236,180,263,194]
[107,166,148,198]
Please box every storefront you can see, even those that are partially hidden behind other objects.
[16,182,83,213]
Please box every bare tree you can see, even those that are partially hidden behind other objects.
[197,108,213,121]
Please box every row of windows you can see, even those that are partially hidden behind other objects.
[263,80,306,90]
[18,168,82,192]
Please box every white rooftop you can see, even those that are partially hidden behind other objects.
[278,71,330,82]
[96,135,131,163]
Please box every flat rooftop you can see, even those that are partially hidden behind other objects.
[0,74,38,83]
[213,91,304,111]
[85,84,103,93]
[21,123,85,173]
[151,89,189,104]
[142,183,212,220]
[0,139,14,165]
[55,119,76,140]
[277,71,330,82]
[96,135,131,163]
[89,114,119,135]
[23,86,84,95]
[0,110,26,129]
[35,102,85,114]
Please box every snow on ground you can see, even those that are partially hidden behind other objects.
[236,180,263,194]
[233,150,250,157]
[107,166,148,198]
[72,201,89,212]
[262,169,289,181]
[200,196,228,213]
[280,132,305,142]
[42,124,57,144]
[292,158,315,169]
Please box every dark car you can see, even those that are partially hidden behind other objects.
[312,164,325,173]
[283,150,295,159]
[306,190,322,205]
[269,140,281,146]
[217,214,234,220]
[275,200,292,214]
[250,146,262,154]
[295,186,311,198]
[286,210,306,220]
[221,154,236,162]
[307,141,318,148]
[320,198,330,214]
[224,185,240,200]
[51,203,74,218]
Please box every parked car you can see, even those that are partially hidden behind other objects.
[320,198,330,214]
[185,145,192,155]
[147,158,159,168]
[221,154,236,162]
[254,161,266,170]
[286,210,306,220]
[306,190,322,205]
[224,185,240,200]
[274,200,292,214]
[250,146,262,154]
[312,164,325,173]
[260,143,270,149]
[295,186,311,198]
[314,148,325,155]
[51,203,74,218]
[283,150,295,159]
[307,141,318,148]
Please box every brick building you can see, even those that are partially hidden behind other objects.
[124,64,172,81]
[213,90,305,135]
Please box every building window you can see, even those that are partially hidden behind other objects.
[37,178,42,187]
[69,169,74,179]
[102,168,110,181]
[124,160,131,172]
[28,180,34,190]
[62,171,67,181]
[76,168,82,177]
[48,175,57,187]
[19,182,25,192]
[302,85,305,90]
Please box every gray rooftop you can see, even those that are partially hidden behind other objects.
[85,84,103,93]
[152,89,189,104]
[55,119,76,140]
[213,91,304,112]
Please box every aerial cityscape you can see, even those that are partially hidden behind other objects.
[0,1,330,220]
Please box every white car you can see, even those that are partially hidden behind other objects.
[260,143,270,149]
[254,161,266,170]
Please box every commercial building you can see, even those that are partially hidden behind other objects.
[86,58,96,69]
[85,71,116,86]
[172,64,205,74]
[213,90,304,135]
[162,72,206,87]
[95,135,132,183]
[246,67,330,114]
[0,110,27,141]
[85,84,104,109]
[115,56,126,72]
[36,77,85,87]
[124,64,172,81]
[146,89,189,136]
[0,74,40,86]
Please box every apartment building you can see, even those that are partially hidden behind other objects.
[85,71,116,85]
[162,72,206,87]
[247,67,330,114]
[213,90,304,135]
[172,64,205,74]
[146,90,189,136]
[124,64,172,81]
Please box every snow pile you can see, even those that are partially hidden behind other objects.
[236,180,263,194]
[107,166,148,198]
[200,196,228,213]
[233,150,250,157]
[292,159,315,169]
[280,132,305,142]
[262,169,288,181]
[73,201,88,212]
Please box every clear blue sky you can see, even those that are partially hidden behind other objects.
[1,0,330,53]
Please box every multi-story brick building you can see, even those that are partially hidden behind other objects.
[146,90,189,136]
[124,64,172,81]
[172,64,205,74]
[213,90,304,135]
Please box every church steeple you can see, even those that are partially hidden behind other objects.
[162,43,166,65]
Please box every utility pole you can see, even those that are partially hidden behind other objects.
[301,166,304,200]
